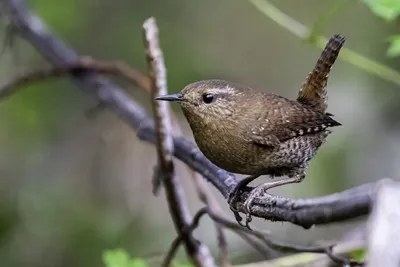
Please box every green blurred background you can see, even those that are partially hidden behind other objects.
[0,0,399,266]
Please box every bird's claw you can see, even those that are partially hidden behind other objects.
[230,198,252,229]
[245,213,253,230]
[242,186,263,229]
[228,188,244,226]
[229,205,244,226]
[229,185,257,230]
[228,175,261,228]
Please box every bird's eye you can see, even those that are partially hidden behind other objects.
[202,93,214,104]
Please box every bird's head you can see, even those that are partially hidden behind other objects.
[155,80,250,122]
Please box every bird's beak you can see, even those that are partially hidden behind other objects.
[155,93,183,102]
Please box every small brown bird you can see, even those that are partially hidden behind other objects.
[156,34,345,227]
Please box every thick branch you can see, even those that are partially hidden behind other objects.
[5,0,373,229]
[367,180,400,267]
[243,182,373,228]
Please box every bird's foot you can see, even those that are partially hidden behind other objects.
[242,174,306,229]
[243,185,267,228]
[228,175,260,227]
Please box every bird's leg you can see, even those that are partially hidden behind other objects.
[243,172,305,229]
[228,175,260,226]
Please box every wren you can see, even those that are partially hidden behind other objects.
[155,34,345,227]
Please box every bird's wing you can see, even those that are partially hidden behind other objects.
[246,97,341,147]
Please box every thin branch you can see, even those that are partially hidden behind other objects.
[143,17,172,194]
[309,0,354,40]
[0,57,149,99]
[166,207,361,266]
[5,0,374,229]
[248,0,400,86]
[190,172,231,266]
[234,232,277,258]
[0,54,185,134]
[236,238,365,267]
[162,208,209,267]
[143,17,214,267]
[208,210,327,254]
[216,226,230,267]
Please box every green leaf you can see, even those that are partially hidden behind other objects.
[102,249,149,267]
[387,35,400,57]
[103,249,131,267]
[130,258,149,267]
[363,0,400,21]
[349,248,367,261]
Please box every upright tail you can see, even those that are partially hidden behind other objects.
[297,34,345,113]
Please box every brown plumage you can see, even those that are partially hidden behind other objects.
[176,80,340,177]
[297,34,345,112]
[155,34,345,227]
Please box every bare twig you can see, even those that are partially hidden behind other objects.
[190,174,231,266]
[236,238,365,267]
[166,207,360,266]
[208,210,327,254]
[235,232,277,258]
[0,54,185,133]
[4,0,374,229]
[0,58,146,100]
[162,208,209,267]
[216,226,230,267]
[143,17,171,195]
[143,17,215,267]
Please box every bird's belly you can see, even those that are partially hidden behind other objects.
[199,143,269,175]
[194,129,274,174]
[263,133,327,173]
[193,130,262,174]
[195,130,328,176]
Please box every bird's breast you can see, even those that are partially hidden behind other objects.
[190,120,272,175]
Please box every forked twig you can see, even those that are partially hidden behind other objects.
[164,207,364,267]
